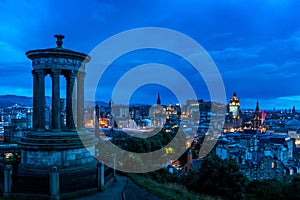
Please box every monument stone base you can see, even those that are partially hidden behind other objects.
[7,130,104,199]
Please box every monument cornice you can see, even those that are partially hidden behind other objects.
[26,48,91,63]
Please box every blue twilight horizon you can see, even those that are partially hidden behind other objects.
[0,0,300,110]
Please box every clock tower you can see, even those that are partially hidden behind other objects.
[229,92,240,119]
[224,92,242,132]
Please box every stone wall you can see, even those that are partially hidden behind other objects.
[22,145,95,169]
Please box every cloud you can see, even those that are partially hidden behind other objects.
[0,0,300,109]
[0,40,28,63]
[209,46,262,62]
[242,95,300,110]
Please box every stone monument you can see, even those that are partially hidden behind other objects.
[5,35,104,199]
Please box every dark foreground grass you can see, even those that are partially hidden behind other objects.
[126,173,221,200]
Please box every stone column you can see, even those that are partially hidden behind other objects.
[113,154,116,178]
[77,72,85,130]
[37,69,46,131]
[51,69,61,132]
[65,71,76,130]
[60,99,65,129]
[97,161,104,191]
[50,166,59,197]
[4,165,12,194]
[95,105,99,137]
[32,70,38,130]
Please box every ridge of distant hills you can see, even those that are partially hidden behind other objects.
[0,95,36,108]
[0,95,108,108]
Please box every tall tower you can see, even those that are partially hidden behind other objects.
[149,92,166,127]
[16,35,98,197]
[229,92,240,118]
[227,92,242,130]
[157,92,161,105]
[254,101,261,129]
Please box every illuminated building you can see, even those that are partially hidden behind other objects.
[224,92,242,132]
[229,92,240,119]
[254,101,261,129]
[99,117,109,127]
[149,92,166,128]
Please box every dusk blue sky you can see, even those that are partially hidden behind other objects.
[1,0,300,110]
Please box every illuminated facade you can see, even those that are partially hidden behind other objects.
[224,92,242,132]
[254,101,261,129]
[150,92,166,128]
[229,92,240,119]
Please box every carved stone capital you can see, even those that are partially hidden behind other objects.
[4,165,12,170]
[31,70,38,78]
[36,69,47,78]
[77,71,86,80]
[97,161,104,167]
[64,70,76,80]
[51,69,61,78]
[50,166,58,173]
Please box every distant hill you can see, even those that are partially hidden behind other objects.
[0,95,108,108]
[0,95,53,108]
[0,95,33,108]
[85,100,108,107]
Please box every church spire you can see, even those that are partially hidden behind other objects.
[157,92,161,105]
[255,100,259,114]
[292,105,296,114]
[254,101,261,129]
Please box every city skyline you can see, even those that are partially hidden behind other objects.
[1,0,300,110]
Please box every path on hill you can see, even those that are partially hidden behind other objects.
[75,175,160,200]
